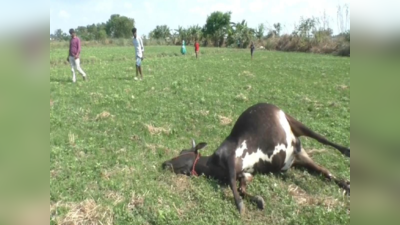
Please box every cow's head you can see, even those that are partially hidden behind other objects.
[162,139,207,176]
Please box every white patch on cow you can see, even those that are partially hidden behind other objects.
[278,110,296,170]
[241,145,285,173]
[244,173,253,182]
[240,110,297,173]
[235,140,247,158]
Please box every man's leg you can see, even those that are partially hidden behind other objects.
[137,57,143,80]
[135,65,139,80]
[75,58,87,80]
[138,66,143,80]
[69,56,76,83]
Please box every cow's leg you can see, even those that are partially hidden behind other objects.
[238,173,265,209]
[293,149,350,195]
[227,155,245,214]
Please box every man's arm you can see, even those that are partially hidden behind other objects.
[67,40,70,61]
[140,38,144,59]
[76,38,81,59]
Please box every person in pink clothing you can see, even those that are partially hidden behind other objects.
[66,28,87,83]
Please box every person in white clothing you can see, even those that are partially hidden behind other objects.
[132,28,144,81]
[66,28,87,83]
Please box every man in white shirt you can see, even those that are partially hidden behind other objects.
[132,28,144,80]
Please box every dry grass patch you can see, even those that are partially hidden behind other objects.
[240,71,255,77]
[68,132,76,146]
[52,199,113,225]
[288,184,345,211]
[145,143,170,153]
[101,165,135,180]
[170,174,193,192]
[199,110,209,116]
[144,123,171,135]
[105,191,124,205]
[328,101,340,107]
[127,192,145,211]
[218,115,233,126]
[337,84,349,90]
[95,111,113,121]
[306,149,328,157]
[235,93,249,102]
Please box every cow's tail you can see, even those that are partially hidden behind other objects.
[286,114,350,157]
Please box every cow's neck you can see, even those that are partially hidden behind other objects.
[193,156,212,176]
[194,155,228,181]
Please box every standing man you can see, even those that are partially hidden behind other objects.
[66,28,87,83]
[250,41,255,60]
[132,28,144,81]
[194,39,200,59]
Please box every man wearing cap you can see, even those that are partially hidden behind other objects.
[66,28,87,82]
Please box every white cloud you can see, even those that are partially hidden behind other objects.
[58,10,70,19]
[248,0,269,13]
[144,2,155,14]
[124,2,132,9]
[189,0,244,19]
[95,0,114,12]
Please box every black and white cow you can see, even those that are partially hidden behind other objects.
[162,103,350,214]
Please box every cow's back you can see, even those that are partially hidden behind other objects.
[223,103,298,173]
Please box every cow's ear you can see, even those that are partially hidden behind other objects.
[195,142,207,153]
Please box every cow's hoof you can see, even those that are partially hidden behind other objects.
[254,195,265,209]
[343,148,350,157]
[344,181,350,196]
[237,200,245,215]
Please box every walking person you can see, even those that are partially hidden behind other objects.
[132,27,144,81]
[67,28,87,83]
[250,41,255,60]
[181,40,187,55]
[194,39,200,59]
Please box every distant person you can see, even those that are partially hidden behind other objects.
[194,40,200,59]
[132,27,144,81]
[181,40,187,55]
[250,41,255,60]
[66,28,87,83]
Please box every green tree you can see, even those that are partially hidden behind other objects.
[53,29,67,41]
[227,20,255,48]
[175,26,189,44]
[105,14,135,38]
[97,29,107,41]
[294,17,316,39]
[149,25,171,39]
[76,26,89,40]
[273,23,281,37]
[188,25,202,43]
[255,23,265,40]
[203,11,232,46]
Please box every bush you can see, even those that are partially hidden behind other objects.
[334,42,350,56]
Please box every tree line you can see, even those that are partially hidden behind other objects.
[51,14,135,41]
[51,6,350,54]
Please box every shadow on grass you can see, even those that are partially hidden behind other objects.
[104,76,136,81]
[50,77,72,83]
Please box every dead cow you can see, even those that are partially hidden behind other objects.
[162,103,350,214]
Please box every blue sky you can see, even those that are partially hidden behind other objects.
[50,0,351,36]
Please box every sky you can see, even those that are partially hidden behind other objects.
[49,0,354,36]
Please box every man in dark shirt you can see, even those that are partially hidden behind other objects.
[67,28,87,82]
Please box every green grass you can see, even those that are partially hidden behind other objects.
[50,46,350,224]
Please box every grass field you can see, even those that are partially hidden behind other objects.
[50,46,350,225]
